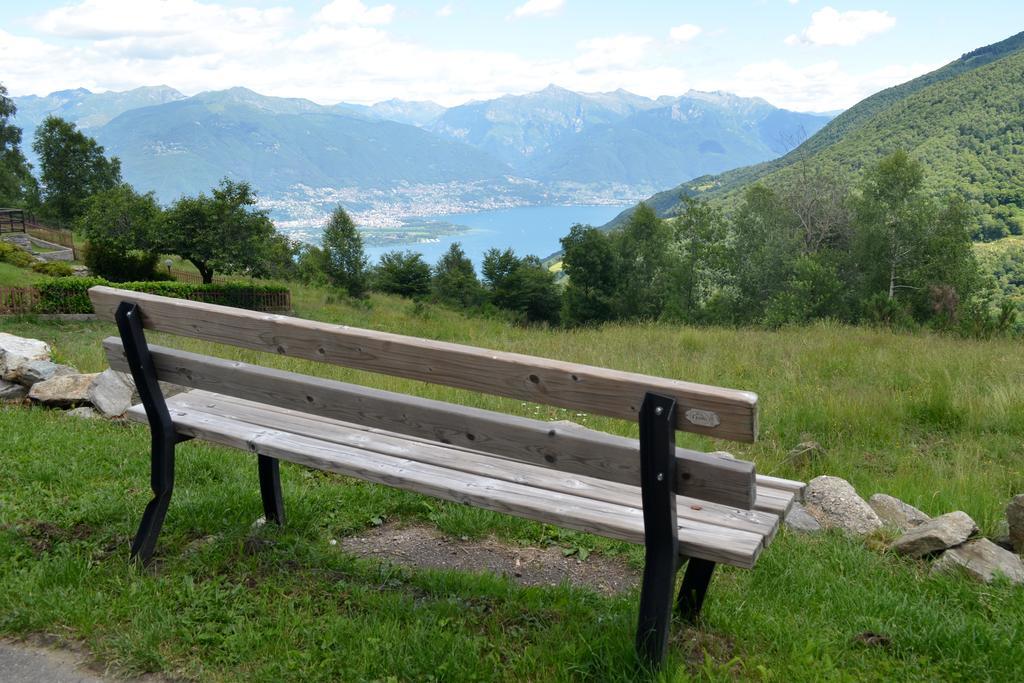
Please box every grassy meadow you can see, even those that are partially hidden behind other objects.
[1,283,1023,680]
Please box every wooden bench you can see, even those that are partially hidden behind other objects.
[88,285,804,667]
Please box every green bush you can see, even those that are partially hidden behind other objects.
[31,261,74,277]
[82,242,159,281]
[0,241,36,268]
[33,277,290,314]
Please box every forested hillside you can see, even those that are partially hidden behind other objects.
[610,30,1024,236]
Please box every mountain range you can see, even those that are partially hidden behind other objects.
[606,30,1024,237]
[12,84,831,207]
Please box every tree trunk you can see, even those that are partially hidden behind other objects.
[888,260,896,300]
[194,261,214,284]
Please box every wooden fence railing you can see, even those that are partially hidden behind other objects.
[168,269,229,285]
[0,209,27,234]
[0,286,41,314]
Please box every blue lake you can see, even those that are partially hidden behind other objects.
[364,204,631,268]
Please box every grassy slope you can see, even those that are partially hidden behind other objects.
[2,288,1023,680]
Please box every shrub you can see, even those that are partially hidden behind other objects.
[83,242,159,282]
[33,277,290,314]
[31,261,73,277]
[0,241,36,268]
[372,250,431,298]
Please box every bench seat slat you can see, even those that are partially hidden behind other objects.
[124,400,766,568]
[90,287,758,442]
[148,391,780,543]
[104,338,757,509]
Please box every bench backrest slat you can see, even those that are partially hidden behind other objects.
[89,287,759,442]
[104,338,757,508]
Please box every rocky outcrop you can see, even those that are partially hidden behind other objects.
[87,369,134,417]
[0,379,28,402]
[803,476,882,535]
[4,360,77,387]
[1007,495,1024,554]
[933,538,1024,585]
[890,511,977,557]
[868,494,930,532]
[784,503,822,533]
[0,333,51,379]
[27,373,99,408]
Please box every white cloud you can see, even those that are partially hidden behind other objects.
[574,34,653,71]
[436,3,453,17]
[786,6,895,47]
[511,0,564,19]
[34,0,291,40]
[709,58,937,111]
[315,0,395,26]
[669,24,701,43]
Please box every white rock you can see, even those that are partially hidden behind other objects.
[65,406,99,419]
[6,360,77,387]
[0,333,51,379]
[0,379,28,402]
[890,511,978,557]
[785,503,822,533]
[87,369,134,417]
[933,538,1024,585]
[868,493,931,532]
[803,475,883,535]
[28,373,99,408]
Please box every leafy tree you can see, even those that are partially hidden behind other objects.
[662,197,730,322]
[373,250,432,298]
[162,178,277,283]
[251,233,302,281]
[0,83,36,207]
[432,242,483,307]
[320,206,368,297]
[33,115,121,226]
[482,248,560,324]
[76,183,161,281]
[560,224,618,325]
[853,151,980,322]
[612,203,673,319]
[296,244,330,286]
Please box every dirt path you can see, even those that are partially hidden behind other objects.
[340,522,639,594]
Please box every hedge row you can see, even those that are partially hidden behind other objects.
[34,277,291,314]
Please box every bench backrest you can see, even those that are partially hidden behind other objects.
[90,286,760,507]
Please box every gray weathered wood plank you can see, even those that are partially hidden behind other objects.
[130,405,764,567]
[136,391,779,542]
[90,286,758,442]
[105,338,756,508]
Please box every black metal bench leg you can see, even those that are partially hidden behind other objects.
[676,557,716,622]
[116,300,191,565]
[130,434,176,563]
[258,454,285,525]
[635,393,679,668]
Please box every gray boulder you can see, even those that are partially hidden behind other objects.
[0,379,28,402]
[868,493,931,532]
[992,520,1013,551]
[890,511,977,557]
[0,333,51,378]
[784,503,822,533]
[933,538,1024,585]
[27,373,99,408]
[1007,495,1024,554]
[6,360,77,387]
[87,369,134,417]
[803,476,882,535]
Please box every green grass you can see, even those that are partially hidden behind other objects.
[0,261,45,286]
[2,285,1024,680]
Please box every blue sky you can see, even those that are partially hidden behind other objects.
[1,1,1022,111]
